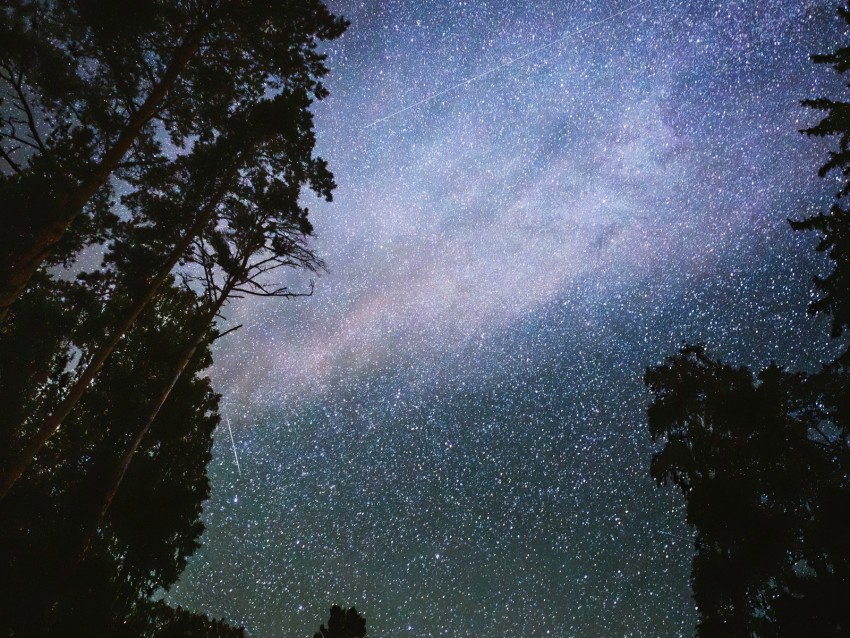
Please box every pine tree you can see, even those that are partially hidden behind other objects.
[0,0,346,319]
[0,86,333,500]
[645,5,850,634]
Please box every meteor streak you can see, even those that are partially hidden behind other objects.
[651,529,693,544]
[365,0,654,128]
[226,416,242,477]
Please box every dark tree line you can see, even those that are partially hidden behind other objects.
[0,1,348,635]
[645,4,850,636]
[312,606,367,638]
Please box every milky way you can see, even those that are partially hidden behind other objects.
[168,2,844,636]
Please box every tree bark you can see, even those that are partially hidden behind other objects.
[0,24,208,322]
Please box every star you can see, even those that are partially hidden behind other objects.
[166,1,841,636]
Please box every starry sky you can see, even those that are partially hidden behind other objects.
[168,1,845,636]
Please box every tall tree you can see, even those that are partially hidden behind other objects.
[312,606,367,638]
[0,0,346,319]
[0,86,333,500]
[56,125,327,586]
[0,89,330,628]
[645,4,850,635]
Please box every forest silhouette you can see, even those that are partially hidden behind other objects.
[1,0,849,636]
[645,4,850,635]
[0,0,346,634]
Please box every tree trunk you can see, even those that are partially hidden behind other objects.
[77,272,239,562]
[0,24,208,322]
[28,282,233,628]
[0,180,225,502]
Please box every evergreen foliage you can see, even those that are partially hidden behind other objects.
[646,3,850,635]
[0,0,347,635]
[0,276,223,634]
[312,606,367,638]
[646,348,850,636]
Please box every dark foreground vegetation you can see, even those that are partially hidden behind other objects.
[0,0,347,635]
[645,4,850,636]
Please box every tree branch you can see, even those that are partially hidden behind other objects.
[0,146,23,174]
[211,323,243,342]
[2,66,46,152]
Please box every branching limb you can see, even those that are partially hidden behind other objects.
[232,279,315,298]
[0,145,23,174]
[211,323,243,342]
[0,62,46,152]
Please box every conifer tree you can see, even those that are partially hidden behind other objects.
[58,123,327,587]
[645,4,850,634]
[0,0,346,319]
[0,87,332,499]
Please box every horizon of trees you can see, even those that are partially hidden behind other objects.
[312,606,367,638]
[645,3,850,635]
[0,1,350,635]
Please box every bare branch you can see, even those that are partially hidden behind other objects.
[211,323,243,341]
[1,120,43,151]
[232,280,315,298]
[0,146,23,174]
[2,66,46,152]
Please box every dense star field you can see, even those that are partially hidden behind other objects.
[168,1,842,636]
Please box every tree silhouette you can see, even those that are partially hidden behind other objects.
[0,1,348,634]
[645,4,850,634]
[0,0,346,320]
[312,606,367,638]
[0,86,332,500]
[646,347,850,636]
[791,3,850,362]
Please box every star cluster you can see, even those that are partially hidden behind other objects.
[168,1,844,636]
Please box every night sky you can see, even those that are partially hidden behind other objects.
[168,2,845,636]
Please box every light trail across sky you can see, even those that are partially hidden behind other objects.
[226,417,241,477]
[365,0,655,128]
